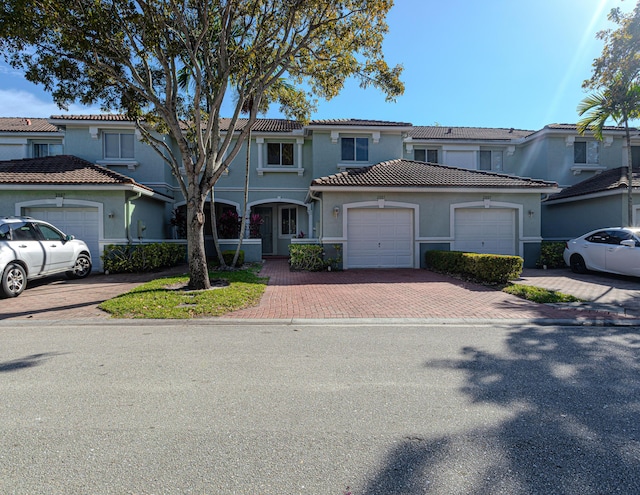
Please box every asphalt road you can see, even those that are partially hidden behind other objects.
[1,321,639,494]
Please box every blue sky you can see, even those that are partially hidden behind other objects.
[0,0,635,130]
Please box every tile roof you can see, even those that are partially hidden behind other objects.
[545,123,638,132]
[0,155,149,189]
[311,159,556,189]
[409,126,534,140]
[547,167,640,201]
[0,118,59,133]
[49,114,135,121]
[218,118,303,132]
[309,118,412,127]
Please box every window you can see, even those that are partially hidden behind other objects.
[281,207,297,236]
[37,224,64,241]
[33,143,63,158]
[427,149,438,163]
[479,150,503,171]
[341,137,368,161]
[267,143,294,166]
[104,132,135,159]
[574,141,599,164]
[414,149,426,162]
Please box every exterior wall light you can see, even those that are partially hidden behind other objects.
[333,206,340,218]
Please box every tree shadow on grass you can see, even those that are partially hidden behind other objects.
[361,326,640,494]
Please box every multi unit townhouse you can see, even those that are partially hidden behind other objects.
[0,115,637,270]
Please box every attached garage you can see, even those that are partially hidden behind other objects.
[347,208,413,268]
[454,208,516,255]
[24,206,100,263]
[308,159,558,269]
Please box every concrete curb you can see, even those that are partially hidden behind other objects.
[3,317,640,327]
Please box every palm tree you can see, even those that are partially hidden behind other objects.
[577,77,640,225]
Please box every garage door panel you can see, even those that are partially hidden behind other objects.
[454,208,516,256]
[347,208,413,268]
[24,207,100,266]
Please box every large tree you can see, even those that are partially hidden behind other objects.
[581,1,640,225]
[0,0,403,289]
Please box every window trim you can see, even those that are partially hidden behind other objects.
[341,136,369,162]
[266,142,295,167]
[103,132,135,160]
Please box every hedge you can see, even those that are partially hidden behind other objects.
[425,250,523,284]
[102,243,186,274]
[210,250,245,268]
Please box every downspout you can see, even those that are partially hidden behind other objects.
[126,190,142,243]
[308,190,322,240]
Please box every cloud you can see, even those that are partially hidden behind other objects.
[0,89,102,118]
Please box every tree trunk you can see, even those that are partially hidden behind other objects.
[210,188,227,269]
[186,188,211,290]
[625,121,634,226]
[233,129,251,267]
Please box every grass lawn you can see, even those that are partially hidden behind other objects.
[503,283,583,304]
[98,264,268,318]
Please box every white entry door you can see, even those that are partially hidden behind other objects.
[24,207,100,264]
[347,208,413,268]
[454,208,516,255]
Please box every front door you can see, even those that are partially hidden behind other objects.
[255,207,273,254]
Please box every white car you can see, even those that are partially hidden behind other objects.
[0,216,92,297]
[563,227,640,277]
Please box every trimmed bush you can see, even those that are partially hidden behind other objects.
[211,250,245,268]
[537,241,566,269]
[102,243,186,273]
[425,250,523,284]
[289,244,325,271]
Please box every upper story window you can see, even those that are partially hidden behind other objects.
[267,142,294,166]
[33,143,63,158]
[479,150,503,171]
[341,137,368,162]
[574,141,599,164]
[415,149,438,163]
[104,132,134,159]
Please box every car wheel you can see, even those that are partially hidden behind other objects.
[570,254,587,274]
[67,254,92,279]
[1,263,27,298]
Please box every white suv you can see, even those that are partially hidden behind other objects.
[0,217,92,297]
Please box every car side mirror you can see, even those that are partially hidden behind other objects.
[65,234,75,241]
[620,239,635,247]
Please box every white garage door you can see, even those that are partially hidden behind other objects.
[347,208,413,268]
[24,207,100,264]
[454,208,516,255]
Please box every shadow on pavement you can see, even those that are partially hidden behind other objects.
[360,325,640,494]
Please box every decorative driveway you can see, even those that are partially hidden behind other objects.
[0,259,635,322]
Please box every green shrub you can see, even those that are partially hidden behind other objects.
[211,250,245,268]
[537,241,566,269]
[289,244,325,271]
[425,250,523,284]
[102,243,186,273]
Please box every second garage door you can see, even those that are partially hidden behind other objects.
[347,208,413,268]
[454,208,516,255]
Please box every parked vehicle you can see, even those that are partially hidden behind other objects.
[0,216,92,297]
[563,227,640,276]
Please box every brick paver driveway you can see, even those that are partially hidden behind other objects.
[226,260,615,321]
[0,260,627,321]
